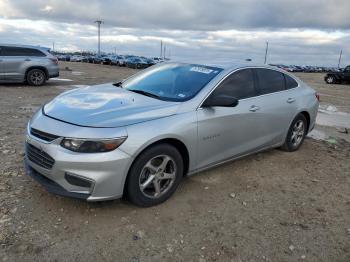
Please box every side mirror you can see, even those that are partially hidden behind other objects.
[202,95,239,108]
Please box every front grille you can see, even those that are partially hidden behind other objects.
[30,128,60,142]
[26,143,55,169]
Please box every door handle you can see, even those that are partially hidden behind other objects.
[24,59,31,61]
[249,105,260,112]
[287,98,296,103]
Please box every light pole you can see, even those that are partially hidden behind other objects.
[264,41,269,64]
[94,20,103,56]
[160,40,163,58]
[338,50,343,68]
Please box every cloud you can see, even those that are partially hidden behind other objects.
[40,5,53,12]
[1,0,350,30]
[0,1,349,66]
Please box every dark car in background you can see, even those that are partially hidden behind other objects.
[0,44,59,86]
[324,65,350,84]
[125,57,149,69]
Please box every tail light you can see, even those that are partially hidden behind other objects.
[315,92,320,101]
[50,58,58,65]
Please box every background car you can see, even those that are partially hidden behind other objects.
[70,55,83,62]
[324,65,350,84]
[0,44,59,86]
[125,57,150,69]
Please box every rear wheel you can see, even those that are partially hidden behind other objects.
[281,114,307,152]
[126,144,183,207]
[26,69,46,86]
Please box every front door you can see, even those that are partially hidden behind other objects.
[343,66,350,81]
[196,68,263,169]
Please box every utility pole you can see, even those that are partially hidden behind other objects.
[264,41,269,64]
[160,40,163,58]
[94,20,103,56]
[163,45,166,59]
[52,42,55,53]
[338,50,343,68]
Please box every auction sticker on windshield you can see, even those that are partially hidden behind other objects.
[190,66,213,74]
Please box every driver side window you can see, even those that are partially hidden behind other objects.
[210,69,256,100]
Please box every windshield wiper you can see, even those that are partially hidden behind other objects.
[113,81,123,87]
[128,89,161,99]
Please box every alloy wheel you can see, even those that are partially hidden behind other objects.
[291,120,305,147]
[30,71,44,86]
[326,76,334,84]
[139,155,177,199]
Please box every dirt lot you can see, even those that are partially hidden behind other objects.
[0,62,349,262]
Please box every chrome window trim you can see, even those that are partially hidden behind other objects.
[197,66,300,109]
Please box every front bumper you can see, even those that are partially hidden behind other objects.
[25,159,90,199]
[25,137,132,201]
[25,113,133,201]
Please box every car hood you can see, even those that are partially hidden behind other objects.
[43,83,180,128]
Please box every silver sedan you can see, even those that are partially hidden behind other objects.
[25,62,319,206]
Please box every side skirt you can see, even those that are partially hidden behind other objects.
[187,142,283,176]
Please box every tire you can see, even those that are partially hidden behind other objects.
[26,69,46,86]
[325,75,336,84]
[281,114,308,152]
[126,144,184,207]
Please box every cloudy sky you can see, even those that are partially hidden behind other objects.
[0,0,349,66]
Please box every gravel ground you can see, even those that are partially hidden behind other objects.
[0,62,349,262]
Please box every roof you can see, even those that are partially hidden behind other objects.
[0,43,50,51]
[169,59,275,70]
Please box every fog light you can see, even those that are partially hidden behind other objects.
[65,173,93,189]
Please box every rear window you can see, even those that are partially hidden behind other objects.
[1,46,46,57]
[255,68,285,95]
[285,74,298,89]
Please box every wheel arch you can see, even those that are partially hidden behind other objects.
[283,110,312,143]
[122,137,190,196]
[299,111,310,131]
[25,66,49,80]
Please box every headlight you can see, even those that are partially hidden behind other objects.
[60,137,126,153]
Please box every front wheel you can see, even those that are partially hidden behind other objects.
[26,69,46,86]
[126,144,183,207]
[325,75,336,84]
[281,114,308,152]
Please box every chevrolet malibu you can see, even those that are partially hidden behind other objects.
[25,62,319,206]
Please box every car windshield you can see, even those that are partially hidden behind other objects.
[122,63,223,102]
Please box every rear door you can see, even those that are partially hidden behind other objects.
[1,46,27,81]
[250,68,299,145]
[1,46,45,81]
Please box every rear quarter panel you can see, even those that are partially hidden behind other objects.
[286,83,319,136]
